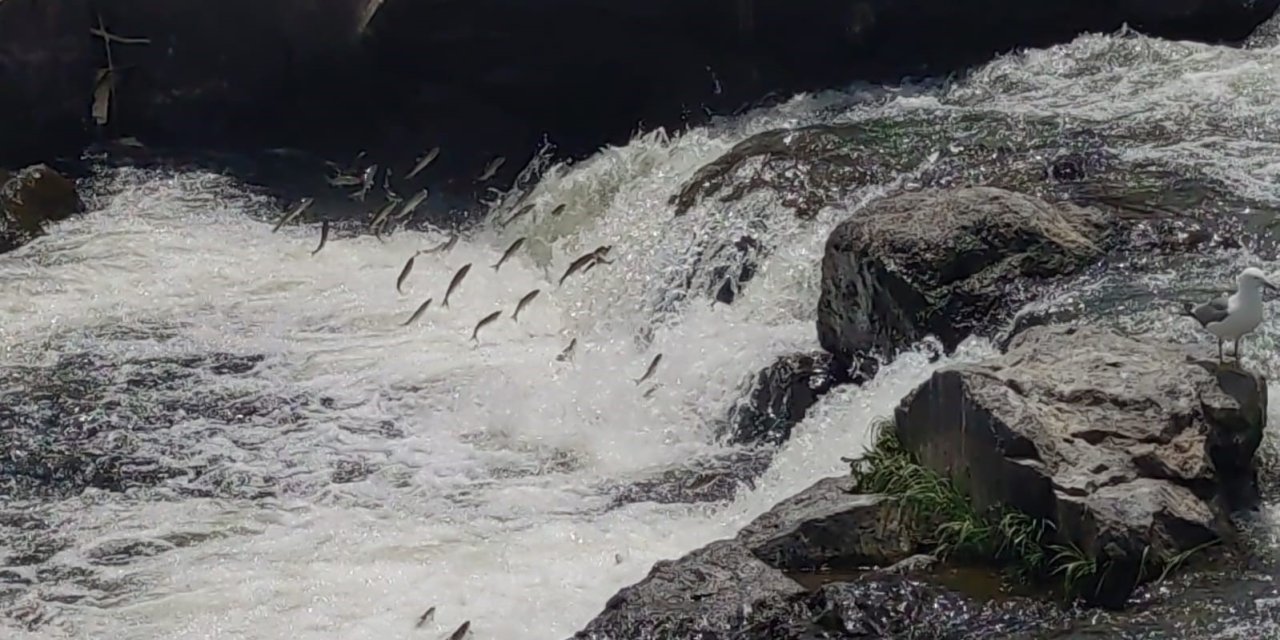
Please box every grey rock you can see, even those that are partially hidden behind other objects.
[573,539,804,640]
[735,574,1063,639]
[738,476,914,572]
[817,187,1109,369]
[894,325,1267,608]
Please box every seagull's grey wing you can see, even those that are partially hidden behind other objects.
[1188,295,1230,327]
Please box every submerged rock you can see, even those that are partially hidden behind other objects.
[817,186,1109,369]
[894,325,1267,607]
[0,165,84,254]
[721,351,850,448]
[609,450,774,507]
[737,476,914,572]
[573,539,805,640]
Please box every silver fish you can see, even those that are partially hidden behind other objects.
[326,173,363,187]
[447,620,471,640]
[424,231,459,254]
[370,199,399,238]
[642,384,661,399]
[477,156,505,182]
[471,310,503,343]
[559,246,612,286]
[272,197,314,233]
[555,338,577,362]
[311,220,329,255]
[406,146,440,179]
[397,189,429,220]
[382,167,399,201]
[415,606,435,628]
[353,163,379,201]
[512,289,540,321]
[396,252,418,294]
[402,298,433,327]
[634,353,662,385]
[500,203,534,228]
[443,263,472,308]
[492,237,526,272]
[549,203,566,217]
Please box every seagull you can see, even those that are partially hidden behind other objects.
[1181,266,1278,362]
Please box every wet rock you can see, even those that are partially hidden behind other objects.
[817,186,1109,369]
[0,0,91,167]
[0,165,85,254]
[894,325,1267,608]
[573,539,805,640]
[722,352,850,448]
[610,450,773,507]
[739,574,1063,639]
[1246,11,1280,47]
[737,476,914,572]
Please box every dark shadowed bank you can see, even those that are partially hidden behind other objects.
[1,0,1278,204]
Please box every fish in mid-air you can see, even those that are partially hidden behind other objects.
[272,197,314,233]
[442,263,472,307]
[414,606,436,628]
[396,252,419,294]
[402,298,433,327]
[512,289,541,321]
[471,310,503,343]
[352,163,379,201]
[634,353,662,385]
[559,245,613,286]
[555,338,577,363]
[447,620,471,640]
[369,199,399,238]
[476,156,505,182]
[499,203,534,228]
[548,203,566,217]
[397,189,429,221]
[492,237,526,272]
[406,146,440,179]
[311,220,329,255]
[423,231,459,254]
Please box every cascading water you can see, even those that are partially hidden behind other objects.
[2,28,1279,640]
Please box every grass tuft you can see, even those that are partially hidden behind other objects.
[847,418,1217,599]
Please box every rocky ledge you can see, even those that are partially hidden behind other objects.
[0,165,85,254]
[575,324,1267,636]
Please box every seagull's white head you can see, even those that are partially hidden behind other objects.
[1239,267,1278,291]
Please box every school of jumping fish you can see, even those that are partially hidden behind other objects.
[272,148,665,635]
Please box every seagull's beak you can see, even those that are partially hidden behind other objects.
[1265,279,1279,292]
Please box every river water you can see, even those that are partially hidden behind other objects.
[2,28,1279,640]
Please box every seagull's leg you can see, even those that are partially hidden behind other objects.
[1236,337,1243,361]
[1218,339,1224,363]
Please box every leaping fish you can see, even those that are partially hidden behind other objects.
[396,252,419,294]
[352,164,379,201]
[634,353,662,385]
[471,310,503,343]
[476,156,505,182]
[447,621,471,640]
[414,606,436,628]
[492,237,526,272]
[311,220,330,255]
[442,263,472,308]
[558,245,612,286]
[499,203,534,228]
[369,199,399,238]
[406,146,440,180]
[512,289,541,321]
[397,189,429,221]
[271,197,314,233]
[402,298,433,327]
[555,338,577,362]
[549,203,566,217]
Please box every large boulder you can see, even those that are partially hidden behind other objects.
[0,165,85,254]
[817,187,1109,369]
[737,476,914,572]
[0,0,91,167]
[893,325,1267,607]
[572,539,805,640]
